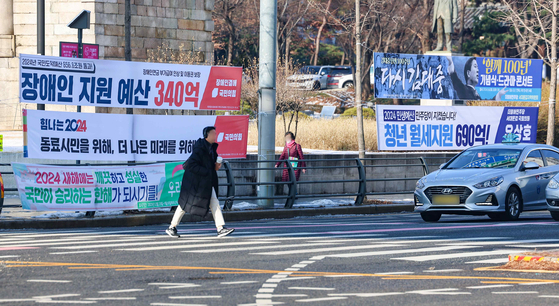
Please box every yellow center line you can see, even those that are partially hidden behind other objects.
[5,260,559,284]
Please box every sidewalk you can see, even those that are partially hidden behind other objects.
[0,194,414,229]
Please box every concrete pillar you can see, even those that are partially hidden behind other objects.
[0,0,15,57]
[0,0,14,35]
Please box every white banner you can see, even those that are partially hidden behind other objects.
[24,109,249,161]
[376,105,539,151]
[12,162,186,211]
[19,54,242,110]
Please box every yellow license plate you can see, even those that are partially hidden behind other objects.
[432,195,460,205]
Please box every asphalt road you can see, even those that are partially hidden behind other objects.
[2,211,559,305]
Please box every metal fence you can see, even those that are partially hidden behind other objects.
[0,156,452,215]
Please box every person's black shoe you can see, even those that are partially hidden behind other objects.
[217,227,235,238]
[166,227,180,238]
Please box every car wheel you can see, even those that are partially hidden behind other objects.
[421,212,441,222]
[343,81,354,88]
[550,211,559,221]
[504,187,522,221]
[312,81,321,90]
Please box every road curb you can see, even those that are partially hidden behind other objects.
[509,254,559,263]
[0,204,414,230]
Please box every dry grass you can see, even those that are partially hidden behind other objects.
[248,117,378,151]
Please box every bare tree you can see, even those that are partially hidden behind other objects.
[313,0,332,66]
[214,0,245,65]
[500,0,557,145]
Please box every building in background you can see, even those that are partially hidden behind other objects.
[0,0,215,130]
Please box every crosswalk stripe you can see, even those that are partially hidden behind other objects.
[242,234,383,241]
[466,258,510,264]
[182,243,342,253]
[325,245,480,258]
[51,239,216,250]
[392,249,530,262]
[250,244,406,256]
[0,238,156,248]
[440,239,559,246]
[119,241,279,251]
[0,236,149,246]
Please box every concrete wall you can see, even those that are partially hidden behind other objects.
[0,152,459,198]
[0,0,214,130]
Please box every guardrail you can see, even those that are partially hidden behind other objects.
[0,156,452,215]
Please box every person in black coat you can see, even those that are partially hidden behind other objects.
[166,126,235,238]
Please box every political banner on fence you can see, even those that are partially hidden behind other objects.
[374,53,543,102]
[12,162,186,211]
[23,109,249,161]
[19,53,242,110]
[376,105,538,151]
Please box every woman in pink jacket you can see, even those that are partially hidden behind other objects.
[275,132,306,181]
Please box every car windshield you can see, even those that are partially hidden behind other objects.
[445,148,522,169]
[297,66,320,75]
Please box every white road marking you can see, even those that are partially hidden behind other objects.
[0,255,20,258]
[2,238,155,248]
[258,289,274,293]
[151,303,207,306]
[519,282,556,286]
[49,251,98,255]
[392,249,529,262]
[0,299,36,303]
[329,292,405,297]
[466,258,510,264]
[27,280,72,283]
[254,294,307,298]
[327,245,479,258]
[32,294,81,299]
[406,288,471,295]
[265,277,316,283]
[288,287,335,291]
[467,285,513,289]
[220,281,259,285]
[182,243,340,253]
[85,297,137,300]
[32,299,95,304]
[423,269,463,273]
[440,239,559,246]
[540,295,559,298]
[262,284,278,288]
[295,297,347,302]
[98,289,145,294]
[168,296,221,299]
[52,239,214,250]
[251,244,405,256]
[492,291,538,294]
[149,283,201,289]
[375,272,414,275]
[508,244,559,248]
[119,241,277,251]
[324,275,362,278]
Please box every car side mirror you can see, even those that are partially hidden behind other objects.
[521,161,540,171]
[320,72,326,76]
[439,163,446,169]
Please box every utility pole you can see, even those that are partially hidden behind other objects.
[125,0,133,116]
[36,0,45,111]
[547,0,557,146]
[257,0,277,208]
[355,0,366,159]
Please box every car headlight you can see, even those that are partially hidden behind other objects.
[548,178,559,189]
[473,176,504,189]
[416,178,427,190]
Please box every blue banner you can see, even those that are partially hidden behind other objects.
[374,53,543,102]
[376,105,538,151]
